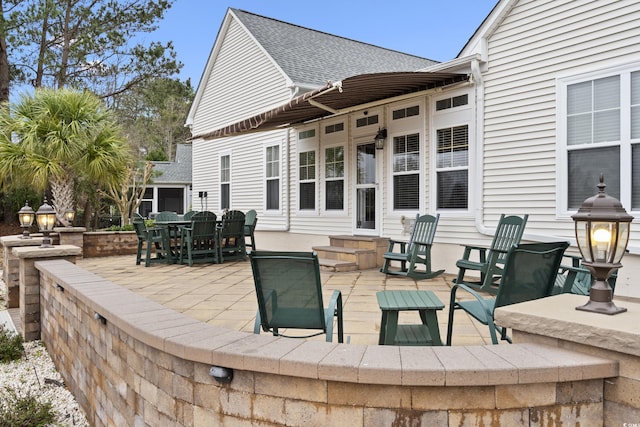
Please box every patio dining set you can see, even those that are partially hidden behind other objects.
[134,209,257,267]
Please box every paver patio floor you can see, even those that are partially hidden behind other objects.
[78,255,496,346]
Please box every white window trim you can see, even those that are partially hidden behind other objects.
[388,129,423,214]
[321,143,348,216]
[556,61,640,218]
[430,89,473,215]
[296,148,318,215]
[219,151,232,211]
[264,143,282,215]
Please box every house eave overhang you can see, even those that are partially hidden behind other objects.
[191,71,469,141]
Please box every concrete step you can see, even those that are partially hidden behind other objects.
[317,258,358,272]
[313,245,378,270]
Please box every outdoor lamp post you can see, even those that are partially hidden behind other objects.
[36,197,57,248]
[64,209,75,226]
[18,202,35,239]
[374,128,387,150]
[572,175,633,315]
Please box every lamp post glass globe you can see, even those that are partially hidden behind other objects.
[18,202,35,239]
[36,198,57,248]
[572,176,633,315]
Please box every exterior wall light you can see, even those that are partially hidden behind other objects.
[374,128,387,150]
[36,197,57,248]
[64,209,75,226]
[18,201,35,239]
[572,175,633,315]
[94,312,107,325]
[209,366,233,384]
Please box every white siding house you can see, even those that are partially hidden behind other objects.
[187,2,640,297]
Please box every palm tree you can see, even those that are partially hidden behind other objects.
[0,88,131,226]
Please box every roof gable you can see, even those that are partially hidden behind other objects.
[231,9,439,87]
[458,0,515,58]
[188,8,440,126]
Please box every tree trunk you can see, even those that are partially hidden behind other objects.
[0,0,10,104]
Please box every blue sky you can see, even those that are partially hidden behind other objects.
[152,1,498,87]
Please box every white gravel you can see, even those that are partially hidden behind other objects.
[1,274,88,426]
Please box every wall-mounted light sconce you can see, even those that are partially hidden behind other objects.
[94,312,107,325]
[209,366,233,384]
[63,209,75,227]
[36,197,56,248]
[572,175,633,315]
[18,201,35,239]
[374,128,387,150]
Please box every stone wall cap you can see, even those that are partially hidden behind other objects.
[1,235,45,248]
[54,227,87,232]
[495,293,640,357]
[12,244,81,258]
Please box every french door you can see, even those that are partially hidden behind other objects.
[355,142,379,235]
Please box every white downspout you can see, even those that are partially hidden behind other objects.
[471,59,491,236]
[283,128,291,231]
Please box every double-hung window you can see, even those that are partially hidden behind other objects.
[560,65,640,212]
[433,93,470,210]
[325,145,345,210]
[392,133,420,210]
[265,145,280,211]
[435,125,469,209]
[220,154,230,210]
[299,150,315,210]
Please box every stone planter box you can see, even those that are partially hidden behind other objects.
[82,231,137,258]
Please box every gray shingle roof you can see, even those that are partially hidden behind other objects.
[231,9,439,86]
[152,144,192,184]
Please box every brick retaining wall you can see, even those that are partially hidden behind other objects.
[82,231,137,258]
[35,259,618,426]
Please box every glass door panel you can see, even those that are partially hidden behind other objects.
[356,143,377,233]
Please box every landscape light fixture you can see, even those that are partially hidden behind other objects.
[374,128,387,150]
[18,201,35,239]
[572,175,633,315]
[64,209,75,226]
[209,366,233,384]
[36,197,57,248]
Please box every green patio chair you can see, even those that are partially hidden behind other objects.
[179,211,218,266]
[380,213,444,279]
[453,214,528,295]
[447,241,569,345]
[249,251,344,343]
[156,211,179,222]
[244,209,257,251]
[552,253,617,295]
[133,216,166,267]
[183,210,198,221]
[217,210,246,262]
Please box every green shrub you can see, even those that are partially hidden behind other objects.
[0,388,55,427]
[0,325,23,363]
[105,223,135,232]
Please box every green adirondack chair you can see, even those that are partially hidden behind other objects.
[179,211,218,266]
[183,210,198,221]
[447,241,569,345]
[217,210,246,262]
[552,253,617,295]
[244,209,258,251]
[249,251,344,343]
[380,213,444,279]
[133,215,166,267]
[453,214,528,295]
